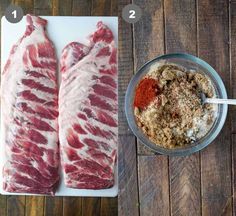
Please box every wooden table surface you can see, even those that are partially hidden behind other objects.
[0,0,117,216]
[118,0,236,215]
[1,0,236,215]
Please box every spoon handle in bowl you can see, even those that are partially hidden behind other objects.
[205,98,236,105]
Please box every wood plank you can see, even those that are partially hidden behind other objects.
[169,155,200,216]
[91,0,111,16]
[7,196,25,216]
[34,0,51,9]
[138,156,169,216]
[63,197,82,216]
[34,0,52,15]
[118,0,135,136]
[0,0,10,14]
[52,0,59,15]
[164,0,201,215]
[118,0,139,214]
[165,0,197,55]
[13,0,34,14]
[138,142,155,155]
[0,194,7,216]
[111,0,117,16]
[133,0,164,155]
[233,135,236,216]
[231,0,236,135]
[82,197,100,216]
[198,0,232,215]
[133,0,164,69]
[231,1,236,215]
[100,197,118,216]
[44,197,63,216]
[58,0,72,16]
[34,8,52,15]
[25,196,44,216]
[72,0,91,16]
[118,135,139,215]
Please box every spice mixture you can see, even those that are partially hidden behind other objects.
[134,63,217,149]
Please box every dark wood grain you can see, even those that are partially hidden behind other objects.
[82,197,101,216]
[233,135,236,216]
[232,0,236,99]
[7,196,25,216]
[118,0,139,215]
[138,156,169,216]
[58,0,72,16]
[92,0,111,16]
[165,0,197,54]
[118,0,134,136]
[231,1,236,215]
[118,136,139,216]
[133,0,164,70]
[0,195,7,216]
[25,196,44,216]
[198,0,232,215]
[72,0,91,16]
[111,0,117,16]
[100,197,118,216]
[169,155,200,216]
[231,0,236,136]
[133,0,164,155]
[44,197,63,216]
[232,110,236,134]
[34,0,52,15]
[13,0,34,14]
[63,197,82,216]
[164,0,201,215]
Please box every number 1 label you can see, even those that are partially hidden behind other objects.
[12,10,17,19]
[5,5,23,23]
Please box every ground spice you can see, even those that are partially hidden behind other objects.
[134,63,217,149]
[134,78,160,110]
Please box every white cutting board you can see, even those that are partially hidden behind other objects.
[0,16,118,197]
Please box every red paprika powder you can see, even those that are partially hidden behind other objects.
[134,78,160,109]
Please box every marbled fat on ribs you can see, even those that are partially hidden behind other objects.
[1,15,59,195]
[59,22,117,189]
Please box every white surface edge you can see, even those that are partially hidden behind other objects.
[0,15,118,197]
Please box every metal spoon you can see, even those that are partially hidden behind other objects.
[200,93,236,105]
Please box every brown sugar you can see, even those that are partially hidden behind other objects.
[134,63,217,149]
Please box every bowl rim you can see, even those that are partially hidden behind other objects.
[125,53,228,156]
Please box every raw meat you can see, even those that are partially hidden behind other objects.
[59,22,117,189]
[1,15,59,195]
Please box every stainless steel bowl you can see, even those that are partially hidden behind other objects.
[125,53,228,156]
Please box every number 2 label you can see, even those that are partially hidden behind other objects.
[12,10,17,19]
[129,10,135,19]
